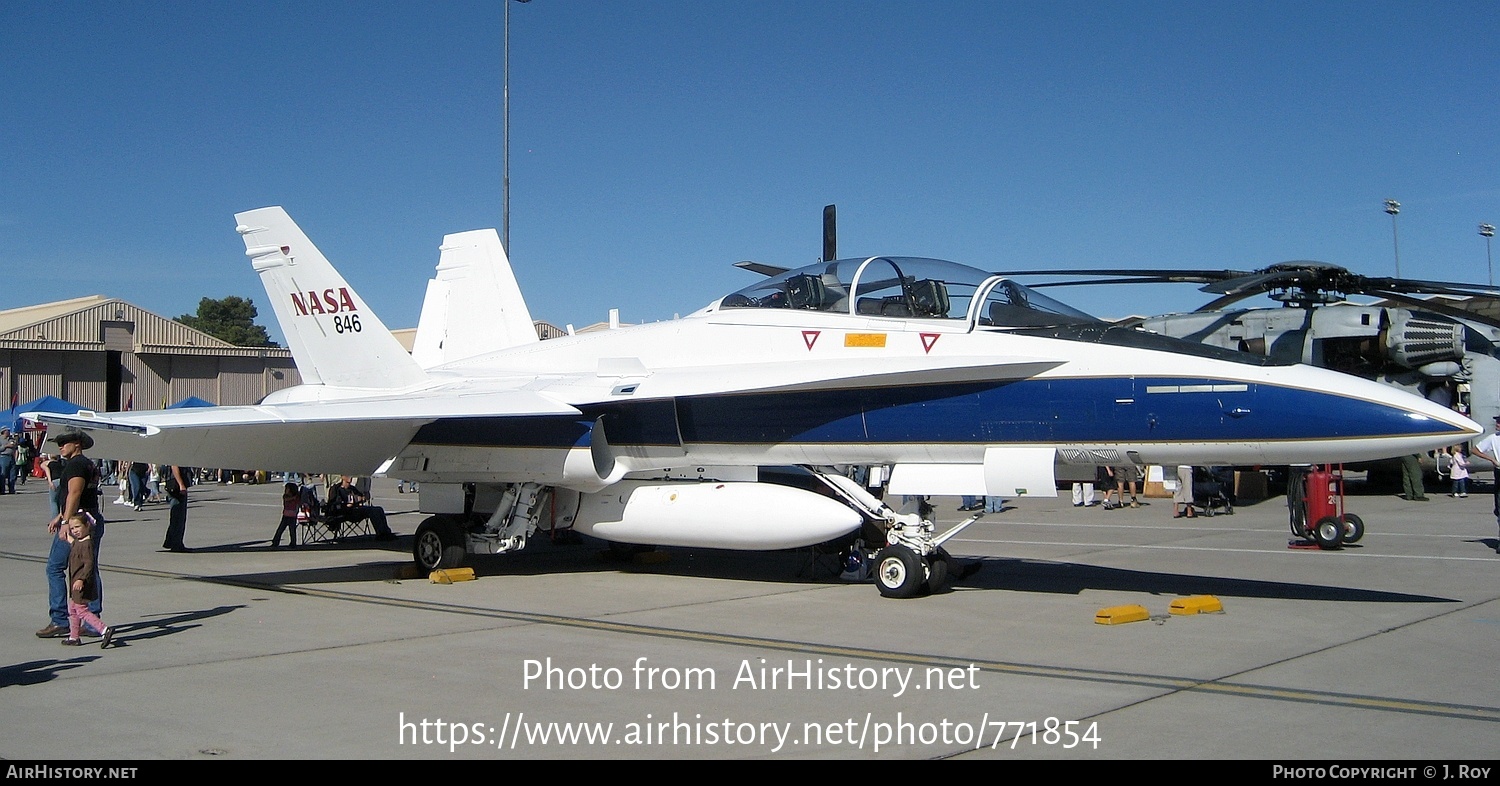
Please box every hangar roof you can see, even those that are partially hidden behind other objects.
[0,295,290,357]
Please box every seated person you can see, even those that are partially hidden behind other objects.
[326,476,396,540]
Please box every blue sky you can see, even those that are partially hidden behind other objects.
[3,2,1497,343]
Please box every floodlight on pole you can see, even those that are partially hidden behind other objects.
[504,0,531,254]
[1482,223,1496,286]
[1384,199,1401,278]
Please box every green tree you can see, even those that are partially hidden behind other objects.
[175,296,279,347]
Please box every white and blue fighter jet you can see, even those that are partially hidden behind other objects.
[32,207,1480,597]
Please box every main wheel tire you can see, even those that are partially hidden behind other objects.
[1341,513,1365,544]
[923,547,950,594]
[874,545,925,599]
[413,516,466,572]
[1313,515,1345,550]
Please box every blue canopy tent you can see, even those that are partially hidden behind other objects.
[10,395,85,433]
[167,396,217,408]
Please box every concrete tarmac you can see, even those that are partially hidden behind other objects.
[1,475,1496,761]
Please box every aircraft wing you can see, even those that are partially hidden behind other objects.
[28,354,1055,475]
[26,389,580,476]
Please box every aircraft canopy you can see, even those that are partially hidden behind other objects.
[719,256,1098,327]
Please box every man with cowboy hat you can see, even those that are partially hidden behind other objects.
[36,430,106,638]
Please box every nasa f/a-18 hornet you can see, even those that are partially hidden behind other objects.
[31,207,1480,597]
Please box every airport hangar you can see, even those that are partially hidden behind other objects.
[0,295,573,415]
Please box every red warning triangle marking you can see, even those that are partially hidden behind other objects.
[920,333,940,353]
[803,330,820,350]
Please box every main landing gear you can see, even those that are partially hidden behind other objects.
[868,502,981,598]
[413,515,468,571]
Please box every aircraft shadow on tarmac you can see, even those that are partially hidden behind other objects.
[196,534,1459,605]
[940,557,1458,603]
[179,538,405,554]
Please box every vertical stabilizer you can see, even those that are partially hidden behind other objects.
[411,228,538,368]
[235,207,428,390]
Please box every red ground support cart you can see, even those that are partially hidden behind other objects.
[1286,464,1365,550]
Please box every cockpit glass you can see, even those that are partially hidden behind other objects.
[719,257,1087,323]
[974,278,1099,328]
[714,257,1280,363]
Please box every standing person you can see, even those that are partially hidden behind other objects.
[34,451,69,638]
[41,452,63,516]
[1114,463,1142,508]
[60,514,114,648]
[128,461,150,510]
[1100,466,1123,509]
[16,433,34,485]
[1071,480,1095,508]
[1399,453,1429,501]
[162,465,190,552]
[1173,465,1197,518]
[0,427,17,494]
[1448,445,1470,498]
[271,482,300,548]
[1467,415,1500,552]
[147,464,164,503]
[40,432,105,638]
[111,460,130,507]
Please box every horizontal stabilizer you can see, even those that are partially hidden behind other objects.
[24,389,578,475]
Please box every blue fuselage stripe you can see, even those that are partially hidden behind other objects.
[409,377,1461,449]
[679,377,1452,444]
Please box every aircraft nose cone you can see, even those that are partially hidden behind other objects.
[1405,394,1481,437]
[1258,364,1482,464]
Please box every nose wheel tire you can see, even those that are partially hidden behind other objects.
[874,545,926,599]
[413,516,467,572]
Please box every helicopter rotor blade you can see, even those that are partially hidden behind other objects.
[1024,276,1194,289]
[1368,277,1500,298]
[734,260,790,277]
[1362,288,1500,330]
[1199,270,1311,296]
[1194,290,1274,312]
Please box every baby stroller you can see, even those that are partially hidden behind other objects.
[1191,466,1236,517]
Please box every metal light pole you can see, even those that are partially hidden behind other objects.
[1384,199,1402,278]
[504,0,531,254]
[1482,223,1496,286]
